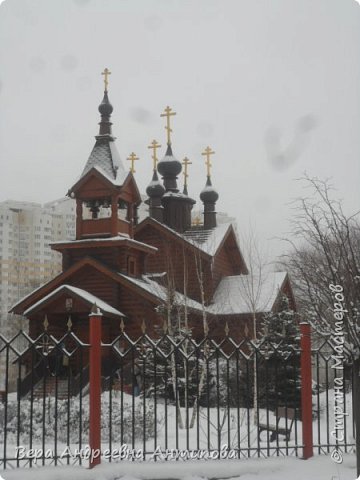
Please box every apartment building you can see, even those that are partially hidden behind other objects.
[0,197,76,337]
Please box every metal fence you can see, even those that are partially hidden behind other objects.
[0,325,355,469]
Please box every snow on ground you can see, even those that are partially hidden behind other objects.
[0,454,357,480]
[1,389,355,478]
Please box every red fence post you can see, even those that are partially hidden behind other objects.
[89,304,102,468]
[300,322,313,459]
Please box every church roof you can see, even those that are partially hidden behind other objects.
[183,222,234,256]
[119,273,204,312]
[51,235,157,255]
[11,252,288,319]
[23,284,125,317]
[135,217,235,258]
[207,271,288,315]
[79,138,128,186]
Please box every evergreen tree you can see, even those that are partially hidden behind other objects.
[258,294,301,411]
[137,300,203,410]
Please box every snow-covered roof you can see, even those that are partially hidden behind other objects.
[138,217,234,258]
[183,222,233,256]
[10,282,48,312]
[208,271,287,315]
[23,285,125,317]
[121,272,287,316]
[119,274,204,312]
[79,137,127,187]
[162,191,195,201]
[51,235,157,253]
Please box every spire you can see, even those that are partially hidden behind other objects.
[160,106,176,146]
[68,69,141,241]
[148,139,162,172]
[157,106,182,192]
[146,141,165,222]
[156,107,195,232]
[200,147,219,229]
[78,69,125,182]
[182,157,192,196]
[201,146,215,177]
[146,170,165,222]
[98,68,113,136]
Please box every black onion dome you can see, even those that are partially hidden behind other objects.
[157,144,182,177]
[200,176,219,203]
[146,170,165,198]
[98,91,113,116]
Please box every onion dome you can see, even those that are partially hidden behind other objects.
[157,144,182,179]
[77,74,126,184]
[146,170,165,198]
[98,91,113,116]
[200,176,219,204]
[97,90,113,136]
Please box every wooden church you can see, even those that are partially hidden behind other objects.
[11,70,295,374]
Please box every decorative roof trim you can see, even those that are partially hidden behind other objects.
[24,284,125,317]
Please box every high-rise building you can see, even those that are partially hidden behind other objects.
[0,197,76,337]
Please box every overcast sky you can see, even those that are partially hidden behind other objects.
[0,0,359,260]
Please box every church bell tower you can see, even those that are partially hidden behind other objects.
[67,68,141,240]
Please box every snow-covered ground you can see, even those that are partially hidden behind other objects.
[0,454,357,480]
[1,388,354,464]
[0,389,355,478]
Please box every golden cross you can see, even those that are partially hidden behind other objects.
[101,68,111,92]
[160,106,176,145]
[148,139,162,171]
[201,146,215,177]
[182,157,192,186]
[127,152,139,174]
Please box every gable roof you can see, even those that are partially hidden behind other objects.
[135,217,241,258]
[11,257,167,316]
[68,165,129,197]
[183,222,247,272]
[119,273,204,312]
[10,256,121,314]
[24,284,125,317]
[135,217,247,275]
[207,271,288,315]
[11,252,288,319]
[182,222,232,256]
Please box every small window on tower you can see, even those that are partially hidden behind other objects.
[128,257,136,276]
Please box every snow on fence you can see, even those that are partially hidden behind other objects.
[0,324,355,470]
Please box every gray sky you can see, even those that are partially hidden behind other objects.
[1,0,359,260]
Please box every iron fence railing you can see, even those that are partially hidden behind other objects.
[0,327,355,469]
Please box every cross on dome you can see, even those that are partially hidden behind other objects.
[201,146,215,177]
[101,68,111,92]
[182,157,192,187]
[148,140,162,171]
[160,106,176,145]
[127,152,139,174]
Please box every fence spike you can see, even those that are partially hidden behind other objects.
[204,319,209,336]
[67,315,73,331]
[244,322,249,338]
[163,319,168,333]
[43,315,49,332]
[120,318,125,333]
[141,319,146,334]
[225,321,229,336]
